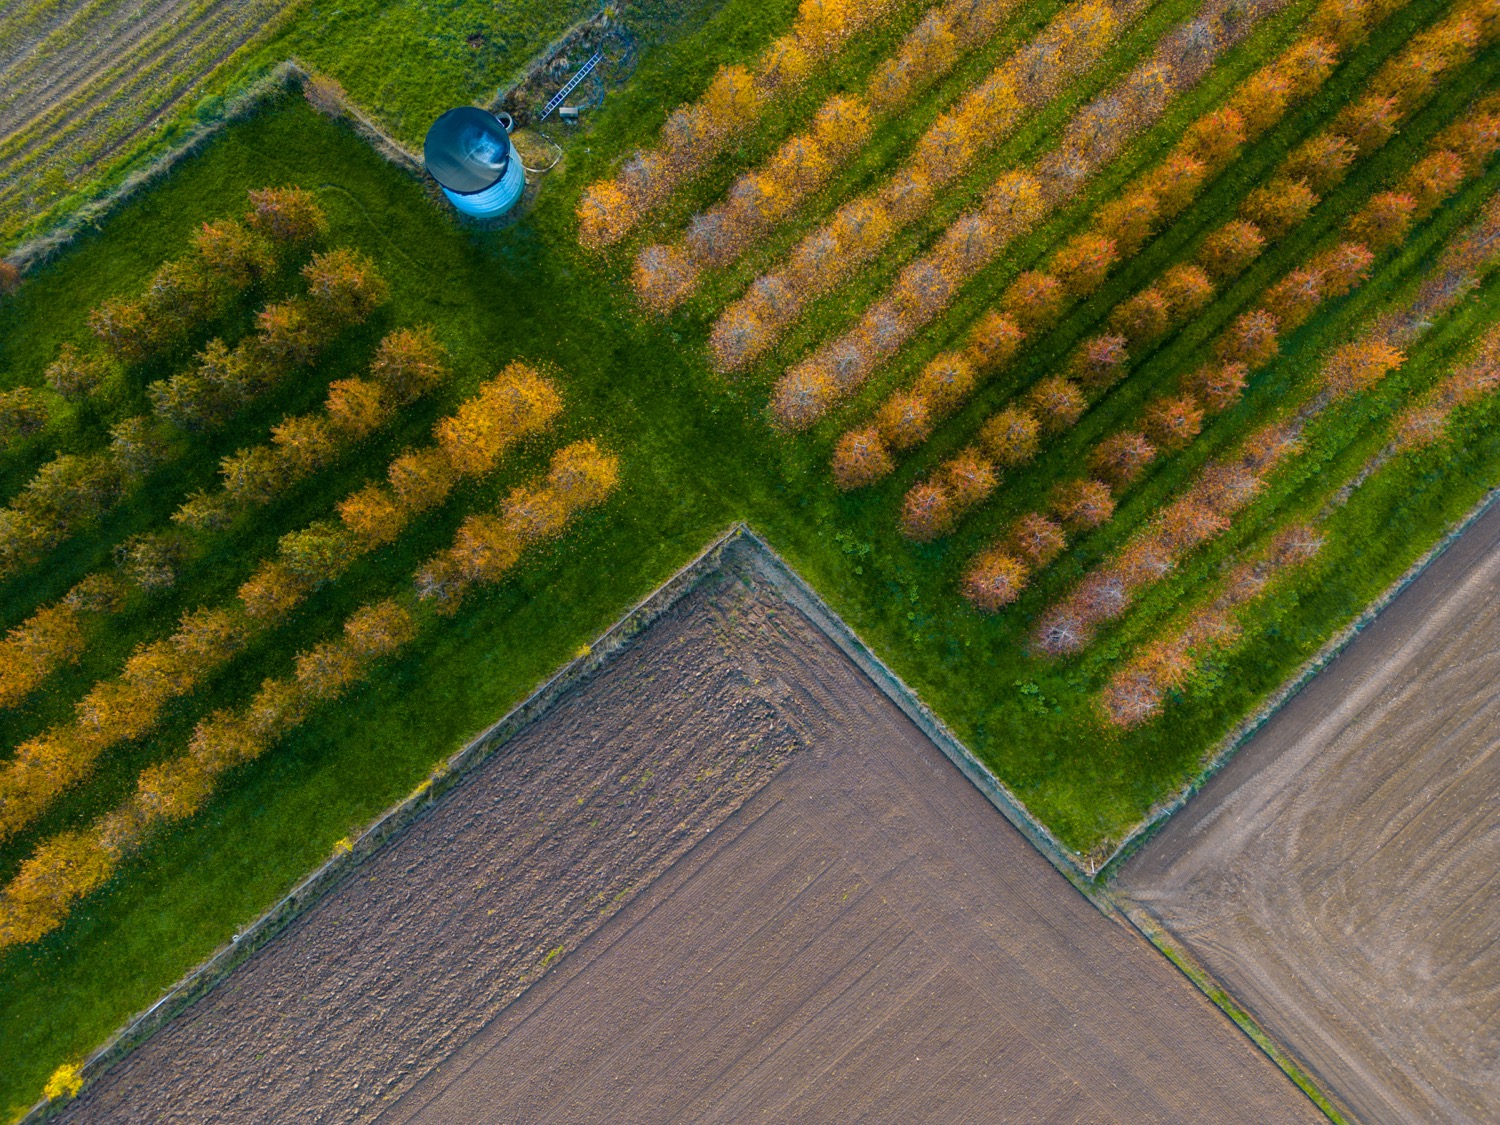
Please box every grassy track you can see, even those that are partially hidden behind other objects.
[4,0,1500,1113]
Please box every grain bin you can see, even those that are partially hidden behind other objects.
[423,107,526,219]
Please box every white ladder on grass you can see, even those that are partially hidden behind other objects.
[539,49,605,121]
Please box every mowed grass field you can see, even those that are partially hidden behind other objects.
[5,0,1500,1113]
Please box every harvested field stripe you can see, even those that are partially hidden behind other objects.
[0,0,298,228]
[1115,482,1500,1120]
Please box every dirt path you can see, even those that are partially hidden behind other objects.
[58,555,1317,1123]
[1118,500,1500,1124]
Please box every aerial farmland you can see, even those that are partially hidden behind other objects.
[0,0,1497,1120]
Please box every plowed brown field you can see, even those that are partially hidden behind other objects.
[1119,501,1500,1124]
[0,0,290,239]
[58,550,1317,1123]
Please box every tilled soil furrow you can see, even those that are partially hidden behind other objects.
[1119,500,1500,1124]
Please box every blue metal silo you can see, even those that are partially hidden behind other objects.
[423,107,526,219]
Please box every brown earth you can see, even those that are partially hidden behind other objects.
[60,554,1317,1123]
[1118,501,1500,1124]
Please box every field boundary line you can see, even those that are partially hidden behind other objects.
[5,62,433,275]
[6,62,301,274]
[25,520,1105,1120]
[286,60,424,173]
[21,518,1347,1119]
[486,3,622,119]
[1109,894,1354,1123]
[733,528,1106,892]
[1097,480,1500,879]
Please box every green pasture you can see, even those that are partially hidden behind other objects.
[4,0,1500,1114]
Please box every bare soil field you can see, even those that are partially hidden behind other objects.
[1118,501,1500,1124]
[57,552,1316,1123]
[0,0,290,236]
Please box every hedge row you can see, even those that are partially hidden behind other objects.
[0,328,448,711]
[0,577,125,712]
[1099,310,1500,726]
[84,187,326,366]
[1098,521,1324,725]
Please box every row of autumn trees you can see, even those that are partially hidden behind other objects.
[0,188,329,460]
[177,326,449,529]
[895,7,1500,557]
[833,0,1390,488]
[1029,188,1500,694]
[761,0,1278,423]
[0,439,619,951]
[578,0,914,249]
[0,328,451,713]
[1099,314,1500,728]
[87,187,328,366]
[628,0,1027,311]
[705,0,1143,370]
[0,363,564,842]
[960,127,1500,621]
[0,251,387,581]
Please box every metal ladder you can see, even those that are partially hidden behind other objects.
[538,49,605,122]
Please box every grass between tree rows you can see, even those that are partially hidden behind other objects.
[4,0,1500,1112]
